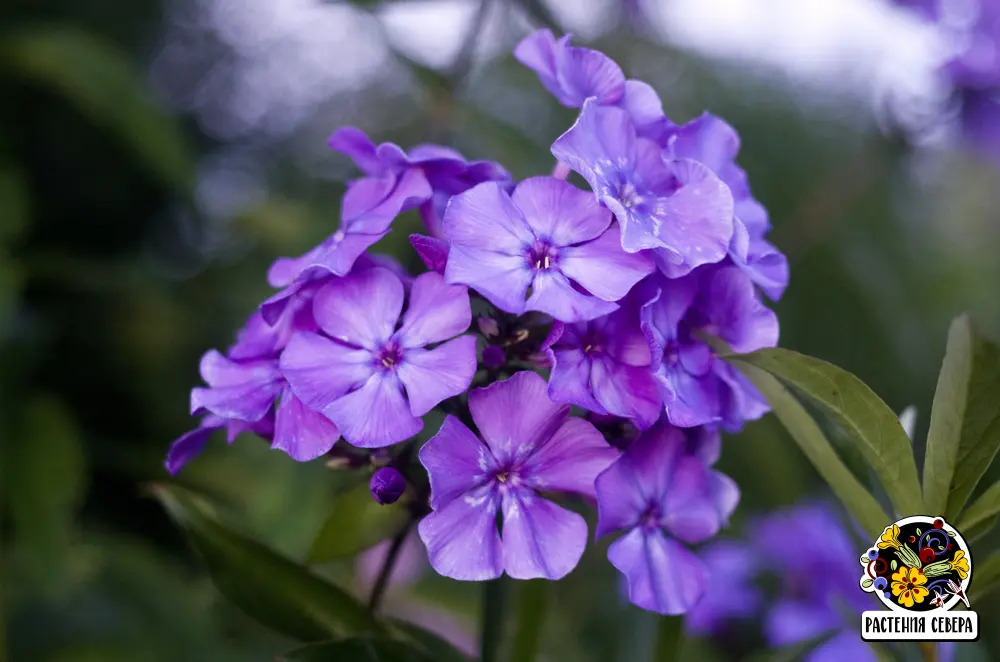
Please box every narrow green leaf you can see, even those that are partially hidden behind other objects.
[925,316,1000,516]
[957,479,1000,534]
[728,361,889,538]
[279,636,421,662]
[731,349,923,517]
[970,552,1000,603]
[0,27,194,193]
[509,581,549,662]
[948,409,1000,520]
[151,484,377,642]
[308,481,409,564]
[387,620,471,662]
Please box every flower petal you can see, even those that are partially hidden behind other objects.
[558,226,654,302]
[510,176,611,246]
[501,488,589,580]
[445,244,532,316]
[660,456,723,544]
[409,234,450,274]
[279,331,374,410]
[328,126,382,175]
[546,346,605,413]
[526,269,618,322]
[165,425,218,475]
[655,365,723,429]
[665,113,740,174]
[397,335,478,416]
[190,351,281,421]
[442,181,532,253]
[419,415,496,510]
[551,99,636,195]
[396,272,471,348]
[418,485,503,581]
[347,168,432,234]
[590,355,662,429]
[271,388,341,461]
[468,371,570,466]
[313,267,404,350]
[323,374,422,448]
[521,417,618,498]
[608,528,707,615]
[697,266,778,354]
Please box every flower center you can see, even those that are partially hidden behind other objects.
[640,503,661,530]
[618,181,645,210]
[376,342,403,371]
[527,241,557,271]
[663,341,680,365]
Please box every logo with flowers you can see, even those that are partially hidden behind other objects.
[860,515,972,612]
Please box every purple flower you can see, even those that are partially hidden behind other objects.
[542,292,661,428]
[417,371,619,580]
[594,420,738,614]
[267,171,431,288]
[409,234,449,275]
[513,29,626,108]
[330,126,510,238]
[370,467,407,505]
[442,176,653,322]
[164,414,274,475]
[751,502,876,662]
[661,113,788,300]
[514,30,672,141]
[641,267,777,430]
[280,267,477,448]
[685,540,761,636]
[552,99,734,271]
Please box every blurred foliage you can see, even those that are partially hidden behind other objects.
[1,0,999,660]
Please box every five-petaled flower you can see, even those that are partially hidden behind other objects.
[417,371,619,580]
[891,566,929,608]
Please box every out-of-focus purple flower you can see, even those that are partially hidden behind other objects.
[661,114,788,300]
[514,30,672,141]
[442,177,653,322]
[552,99,735,272]
[960,88,1000,160]
[330,127,511,238]
[641,267,777,430]
[514,29,625,108]
[685,540,761,636]
[281,268,476,448]
[542,292,661,428]
[370,466,407,505]
[594,420,738,614]
[751,502,876,662]
[417,371,618,581]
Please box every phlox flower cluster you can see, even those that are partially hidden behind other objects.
[165,29,787,615]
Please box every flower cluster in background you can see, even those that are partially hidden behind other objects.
[165,29,787,616]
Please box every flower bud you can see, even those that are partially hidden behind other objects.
[369,467,406,505]
[477,317,500,337]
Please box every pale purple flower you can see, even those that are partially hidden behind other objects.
[751,502,875,662]
[662,113,788,300]
[442,176,653,322]
[641,267,777,430]
[417,371,619,580]
[685,540,761,636]
[542,291,661,428]
[514,30,671,140]
[370,466,407,505]
[280,268,477,448]
[552,99,734,272]
[594,420,738,614]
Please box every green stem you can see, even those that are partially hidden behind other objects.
[653,616,684,662]
[480,578,508,662]
[508,580,549,662]
[367,519,413,612]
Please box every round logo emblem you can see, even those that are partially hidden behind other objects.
[859,515,972,612]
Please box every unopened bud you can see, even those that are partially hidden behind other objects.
[369,467,406,505]
[482,345,506,370]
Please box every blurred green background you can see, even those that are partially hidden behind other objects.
[2,0,999,660]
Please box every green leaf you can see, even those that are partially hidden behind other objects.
[0,27,194,194]
[970,552,1000,603]
[957,478,1000,534]
[6,396,87,594]
[151,484,377,642]
[726,361,889,538]
[386,620,471,662]
[924,316,1000,516]
[308,481,409,564]
[862,578,874,589]
[279,636,424,662]
[731,348,923,518]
